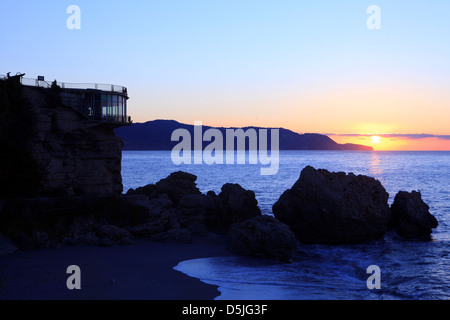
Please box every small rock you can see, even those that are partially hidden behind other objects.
[390,191,438,239]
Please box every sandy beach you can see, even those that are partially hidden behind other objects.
[0,234,233,300]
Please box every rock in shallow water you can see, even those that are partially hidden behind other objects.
[390,191,438,239]
[273,166,391,244]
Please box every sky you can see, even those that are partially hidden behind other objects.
[1,0,450,150]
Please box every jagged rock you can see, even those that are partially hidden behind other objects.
[63,232,99,246]
[0,197,152,248]
[96,225,133,244]
[175,194,214,235]
[227,216,298,262]
[164,182,262,235]
[390,191,438,239]
[206,183,262,234]
[127,197,178,237]
[155,171,201,205]
[273,166,391,244]
[0,233,18,256]
[126,184,169,201]
[127,171,202,206]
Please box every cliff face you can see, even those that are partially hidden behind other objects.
[26,86,124,197]
[0,79,124,198]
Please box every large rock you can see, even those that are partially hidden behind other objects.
[155,171,201,205]
[127,197,179,237]
[174,184,262,235]
[273,166,391,244]
[228,216,298,262]
[175,193,215,235]
[209,184,262,234]
[127,171,201,206]
[390,191,438,239]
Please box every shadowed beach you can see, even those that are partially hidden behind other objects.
[0,235,233,300]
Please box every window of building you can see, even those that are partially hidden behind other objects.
[91,93,127,122]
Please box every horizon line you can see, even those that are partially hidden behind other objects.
[132,119,450,140]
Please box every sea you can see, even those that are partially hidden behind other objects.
[122,151,450,300]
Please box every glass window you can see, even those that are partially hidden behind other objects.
[108,95,112,119]
[112,95,118,117]
[101,94,107,118]
[118,96,123,117]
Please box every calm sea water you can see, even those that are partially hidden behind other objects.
[122,151,450,300]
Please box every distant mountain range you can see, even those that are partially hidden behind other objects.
[115,120,373,151]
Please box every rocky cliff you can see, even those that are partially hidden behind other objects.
[0,78,125,198]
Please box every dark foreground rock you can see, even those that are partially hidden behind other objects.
[208,184,262,234]
[0,233,18,256]
[127,171,201,205]
[0,172,264,250]
[0,197,150,249]
[228,216,297,262]
[273,166,391,244]
[390,191,438,239]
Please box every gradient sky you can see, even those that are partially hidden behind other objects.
[1,0,450,150]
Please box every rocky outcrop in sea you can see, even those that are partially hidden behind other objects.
[273,166,438,245]
[0,167,439,262]
[273,166,391,244]
[389,190,439,239]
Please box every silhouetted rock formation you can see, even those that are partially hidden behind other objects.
[208,184,262,234]
[228,216,297,262]
[0,233,18,256]
[115,120,374,151]
[127,171,201,203]
[1,167,439,259]
[128,174,262,236]
[273,166,391,244]
[0,197,149,249]
[390,191,438,239]
[0,77,126,198]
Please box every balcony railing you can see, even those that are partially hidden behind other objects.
[0,73,127,95]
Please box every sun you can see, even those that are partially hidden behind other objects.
[371,136,382,144]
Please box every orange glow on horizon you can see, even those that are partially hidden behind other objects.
[330,135,450,151]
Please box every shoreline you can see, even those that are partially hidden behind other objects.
[0,234,234,300]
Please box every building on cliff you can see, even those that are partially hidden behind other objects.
[0,73,131,198]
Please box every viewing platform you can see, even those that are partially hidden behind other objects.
[1,73,132,126]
